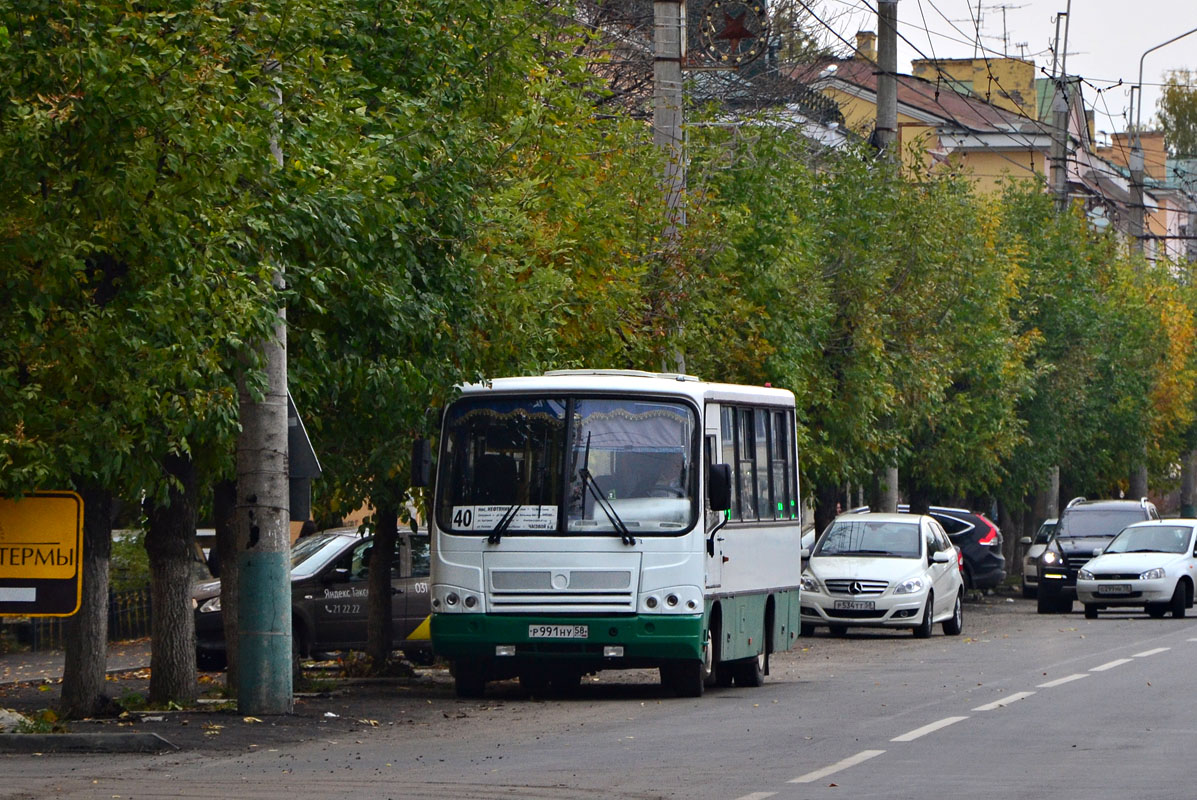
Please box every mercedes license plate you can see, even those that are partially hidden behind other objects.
[528,624,588,639]
[833,599,875,611]
[1097,584,1132,594]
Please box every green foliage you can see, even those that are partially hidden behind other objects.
[1156,69,1197,158]
[110,531,151,593]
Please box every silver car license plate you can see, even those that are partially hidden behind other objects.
[833,600,875,610]
[528,624,588,639]
[1097,584,1132,594]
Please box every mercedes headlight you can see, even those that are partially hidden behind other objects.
[1042,551,1060,565]
[801,573,820,593]
[894,578,925,594]
[1140,567,1166,581]
[198,596,221,613]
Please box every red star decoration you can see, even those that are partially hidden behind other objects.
[716,9,756,55]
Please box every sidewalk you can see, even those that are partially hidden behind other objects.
[0,638,152,686]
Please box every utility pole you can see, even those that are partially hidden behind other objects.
[1128,27,1197,501]
[654,0,686,373]
[237,62,293,715]
[875,0,898,156]
[876,0,900,512]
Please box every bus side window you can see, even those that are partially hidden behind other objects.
[738,408,758,521]
[720,407,740,519]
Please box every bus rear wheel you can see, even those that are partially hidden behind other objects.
[733,651,765,687]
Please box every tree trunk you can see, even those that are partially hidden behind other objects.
[813,482,840,538]
[367,505,399,671]
[1181,451,1197,518]
[213,478,240,692]
[144,453,199,706]
[59,485,113,719]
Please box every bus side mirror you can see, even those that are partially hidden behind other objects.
[708,463,732,511]
[411,438,432,488]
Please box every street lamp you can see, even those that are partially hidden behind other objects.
[1130,27,1197,250]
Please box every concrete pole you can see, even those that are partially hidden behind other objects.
[654,0,686,373]
[874,1,898,156]
[876,1,900,508]
[237,65,293,714]
[1050,87,1069,211]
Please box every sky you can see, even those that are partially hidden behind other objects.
[810,0,1197,142]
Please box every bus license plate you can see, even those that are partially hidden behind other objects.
[529,624,588,639]
[833,600,875,610]
[1097,584,1131,594]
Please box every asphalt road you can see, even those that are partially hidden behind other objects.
[4,597,1196,800]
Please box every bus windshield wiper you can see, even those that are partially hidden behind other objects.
[488,504,522,545]
[580,468,635,545]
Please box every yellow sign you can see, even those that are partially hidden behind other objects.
[0,492,83,616]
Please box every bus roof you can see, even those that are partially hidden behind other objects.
[457,370,795,407]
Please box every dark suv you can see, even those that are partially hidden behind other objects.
[887,505,1006,590]
[1037,497,1159,614]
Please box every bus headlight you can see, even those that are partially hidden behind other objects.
[434,586,481,613]
[641,586,701,614]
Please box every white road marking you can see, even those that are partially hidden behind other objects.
[1091,658,1133,672]
[733,793,777,800]
[972,691,1036,711]
[890,713,971,742]
[1038,673,1090,688]
[789,750,886,784]
[1132,647,1170,658]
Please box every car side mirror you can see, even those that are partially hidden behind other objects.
[1092,547,1103,557]
[1019,536,1032,546]
[411,438,432,488]
[707,463,732,511]
[325,567,350,582]
[931,551,952,564]
[800,547,811,559]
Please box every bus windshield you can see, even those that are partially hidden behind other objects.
[436,395,697,536]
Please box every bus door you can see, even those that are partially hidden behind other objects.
[704,432,724,589]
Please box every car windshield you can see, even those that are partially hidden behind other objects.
[1034,522,1057,545]
[814,520,921,559]
[1057,509,1147,538]
[1104,525,1194,555]
[291,533,355,578]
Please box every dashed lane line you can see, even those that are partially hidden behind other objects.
[746,645,1175,798]
[971,691,1036,712]
[1038,673,1090,688]
[890,716,969,742]
[1132,647,1170,658]
[789,750,887,784]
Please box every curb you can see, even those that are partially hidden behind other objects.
[0,732,178,754]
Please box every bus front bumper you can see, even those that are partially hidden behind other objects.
[431,613,704,664]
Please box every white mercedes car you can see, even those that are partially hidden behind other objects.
[800,513,964,638]
[1076,519,1197,619]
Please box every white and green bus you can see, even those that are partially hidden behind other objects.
[426,369,803,697]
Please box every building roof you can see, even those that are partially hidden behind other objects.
[790,57,1046,136]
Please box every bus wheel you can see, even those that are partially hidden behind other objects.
[733,650,765,687]
[453,659,487,698]
[661,661,704,698]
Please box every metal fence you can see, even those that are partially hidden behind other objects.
[27,588,152,652]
